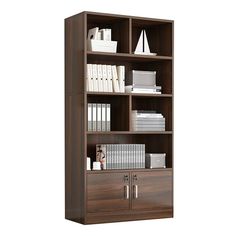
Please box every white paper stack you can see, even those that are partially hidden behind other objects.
[132,110,165,131]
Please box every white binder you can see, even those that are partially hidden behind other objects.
[92,64,98,92]
[117,65,125,93]
[101,104,106,131]
[87,64,93,91]
[87,103,92,131]
[97,103,102,131]
[111,65,120,92]
[102,65,108,92]
[107,65,113,92]
[92,103,97,131]
[97,64,103,92]
[106,104,111,131]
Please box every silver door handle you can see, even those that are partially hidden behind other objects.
[133,185,138,199]
[124,185,129,199]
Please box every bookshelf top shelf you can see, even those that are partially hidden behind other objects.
[87,51,173,62]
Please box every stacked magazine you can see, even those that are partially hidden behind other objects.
[132,110,165,131]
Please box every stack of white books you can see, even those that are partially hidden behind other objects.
[125,70,161,94]
[87,103,111,132]
[132,110,165,131]
[125,85,162,94]
[87,64,125,93]
[96,144,145,170]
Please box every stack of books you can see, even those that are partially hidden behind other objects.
[125,85,162,94]
[96,144,145,169]
[125,70,161,94]
[88,103,111,131]
[87,64,125,93]
[132,110,165,131]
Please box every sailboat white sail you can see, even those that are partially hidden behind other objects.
[134,29,157,55]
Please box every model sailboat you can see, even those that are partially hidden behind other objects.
[134,30,157,55]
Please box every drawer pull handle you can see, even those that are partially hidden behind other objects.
[133,185,138,199]
[124,185,129,199]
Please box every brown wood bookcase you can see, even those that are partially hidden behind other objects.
[65,11,174,224]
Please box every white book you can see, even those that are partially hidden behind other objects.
[106,104,111,131]
[97,64,103,92]
[101,104,106,131]
[87,103,92,131]
[97,31,102,40]
[111,65,120,92]
[100,28,112,41]
[107,65,113,92]
[102,65,108,92]
[92,64,98,92]
[87,64,93,91]
[117,66,125,93]
[97,104,102,131]
[92,103,97,131]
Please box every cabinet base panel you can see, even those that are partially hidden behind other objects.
[69,209,173,224]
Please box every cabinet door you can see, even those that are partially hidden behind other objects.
[87,173,130,213]
[132,170,173,211]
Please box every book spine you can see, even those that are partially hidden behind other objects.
[106,104,111,131]
[87,103,92,131]
[92,103,97,131]
[101,104,106,131]
[96,104,101,131]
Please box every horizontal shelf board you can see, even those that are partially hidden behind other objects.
[87,168,172,174]
[86,92,172,97]
[87,131,173,135]
[87,92,129,96]
[87,51,172,61]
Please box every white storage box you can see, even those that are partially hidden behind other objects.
[87,39,117,53]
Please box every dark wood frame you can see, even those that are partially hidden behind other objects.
[65,11,174,224]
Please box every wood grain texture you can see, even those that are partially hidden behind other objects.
[87,173,130,212]
[131,170,173,211]
[65,12,86,223]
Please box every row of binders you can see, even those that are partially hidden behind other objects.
[96,144,145,169]
[87,64,125,93]
[88,103,111,132]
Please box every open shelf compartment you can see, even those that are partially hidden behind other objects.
[86,59,172,94]
[87,13,130,53]
[87,93,129,131]
[132,18,173,57]
[87,134,173,169]
[132,96,172,131]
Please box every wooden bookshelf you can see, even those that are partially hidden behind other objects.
[65,11,174,224]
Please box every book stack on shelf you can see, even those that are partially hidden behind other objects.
[132,110,165,131]
[125,70,161,94]
[87,64,125,93]
[96,144,145,170]
[88,103,111,131]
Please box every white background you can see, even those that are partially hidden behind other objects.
[0,0,236,235]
